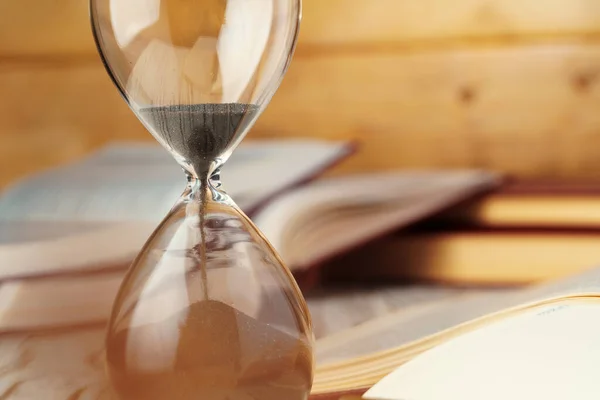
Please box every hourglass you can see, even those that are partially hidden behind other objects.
[90,1,313,399]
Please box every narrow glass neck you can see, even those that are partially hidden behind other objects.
[183,169,229,205]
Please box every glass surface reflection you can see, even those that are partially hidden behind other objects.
[105,185,313,400]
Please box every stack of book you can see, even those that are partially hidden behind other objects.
[2,140,600,399]
[325,179,600,287]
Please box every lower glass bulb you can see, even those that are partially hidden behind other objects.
[104,180,314,400]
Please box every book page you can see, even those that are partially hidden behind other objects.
[253,170,500,268]
[2,251,600,399]
[0,270,469,338]
[0,140,351,280]
[0,168,497,283]
[364,299,600,400]
[315,264,600,364]
[0,222,152,280]
[0,139,352,224]
[307,285,477,339]
[0,273,125,333]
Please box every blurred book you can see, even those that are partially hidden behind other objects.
[361,299,600,400]
[311,266,600,398]
[0,140,498,286]
[318,179,600,287]
[324,227,600,286]
[0,139,503,398]
[437,179,600,229]
[0,139,353,280]
[0,139,356,227]
[2,258,600,399]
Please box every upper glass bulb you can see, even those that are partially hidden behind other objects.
[91,0,300,177]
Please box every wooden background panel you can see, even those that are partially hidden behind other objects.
[3,1,600,187]
[3,0,600,59]
[2,44,600,188]
[300,0,600,48]
[0,62,146,187]
[0,0,95,59]
[261,44,600,177]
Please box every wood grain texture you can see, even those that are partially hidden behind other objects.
[0,0,96,59]
[3,43,600,188]
[0,62,147,188]
[3,1,600,188]
[4,0,600,58]
[300,0,600,48]
[252,43,600,178]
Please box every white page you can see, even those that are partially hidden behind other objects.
[364,300,600,400]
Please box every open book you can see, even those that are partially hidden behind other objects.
[0,140,356,225]
[0,141,498,286]
[311,178,600,287]
[363,299,600,400]
[1,255,600,399]
[312,264,600,398]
